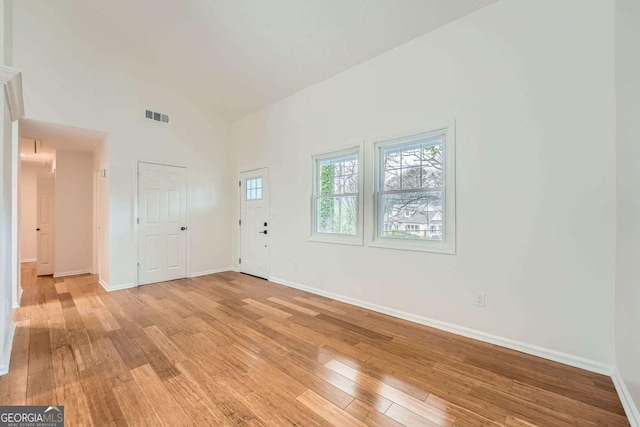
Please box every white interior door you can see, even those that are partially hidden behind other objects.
[240,168,270,279]
[36,173,55,276]
[138,162,188,285]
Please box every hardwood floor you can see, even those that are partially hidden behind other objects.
[0,263,629,426]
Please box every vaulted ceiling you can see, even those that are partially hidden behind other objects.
[25,0,497,119]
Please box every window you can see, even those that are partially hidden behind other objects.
[310,144,363,245]
[246,177,263,200]
[372,124,455,254]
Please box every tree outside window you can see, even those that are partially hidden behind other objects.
[315,152,358,235]
[379,139,444,241]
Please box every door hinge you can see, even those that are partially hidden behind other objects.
[238,219,241,226]
[238,180,241,187]
[239,258,241,265]
[137,217,139,224]
[137,262,140,269]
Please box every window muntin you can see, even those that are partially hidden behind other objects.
[245,177,263,200]
[379,137,444,241]
[315,153,358,235]
[373,124,455,254]
[382,140,443,191]
[311,145,363,244]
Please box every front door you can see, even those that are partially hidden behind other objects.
[138,162,188,285]
[36,172,55,276]
[240,168,270,279]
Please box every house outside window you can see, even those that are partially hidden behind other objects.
[371,123,456,254]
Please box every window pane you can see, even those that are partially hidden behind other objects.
[422,166,443,188]
[245,177,263,200]
[319,162,335,195]
[401,166,423,190]
[380,191,443,241]
[401,144,422,168]
[383,168,401,191]
[246,177,262,190]
[421,143,443,188]
[318,154,358,196]
[383,150,401,170]
[382,138,443,190]
[337,174,358,194]
[316,196,357,235]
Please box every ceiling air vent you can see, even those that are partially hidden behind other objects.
[145,109,169,123]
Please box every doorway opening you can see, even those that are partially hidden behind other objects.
[16,119,108,304]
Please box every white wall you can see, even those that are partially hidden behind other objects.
[0,0,16,375]
[231,0,616,365]
[0,85,13,375]
[54,150,93,275]
[615,0,640,420]
[19,162,50,261]
[12,0,233,288]
[93,139,108,283]
[0,0,11,65]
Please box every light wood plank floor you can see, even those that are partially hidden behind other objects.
[0,263,629,426]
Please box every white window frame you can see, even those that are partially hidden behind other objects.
[371,122,456,254]
[309,143,364,246]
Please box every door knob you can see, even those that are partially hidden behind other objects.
[181,227,187,231]
[36,228,40,231]
[259,230,268,234]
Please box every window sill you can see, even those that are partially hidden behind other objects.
[308,234,363,246]
[369,238,455,254]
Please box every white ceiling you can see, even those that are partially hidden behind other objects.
[19,119,106,165]
[84,0,497,119]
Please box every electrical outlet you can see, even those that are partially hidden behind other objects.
[475,292,486,307]
[293,262,299,270]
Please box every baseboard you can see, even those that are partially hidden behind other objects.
[613,368,640,427]
[53,269,92,278]
[0,322,16,376]
[268,276,614,376]
[98,278,110,292]
[107,282,136,292]
[99,278,136,292]
[12,287,22,309]
[20,258,36,263]
[189,267,233,278]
